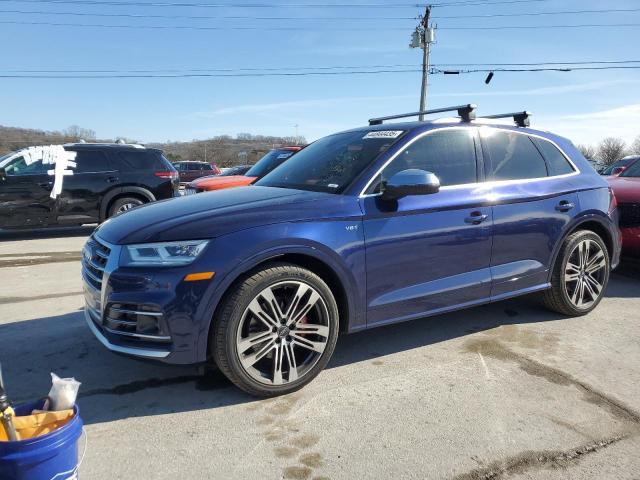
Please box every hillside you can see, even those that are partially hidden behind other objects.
[0,126,305,167]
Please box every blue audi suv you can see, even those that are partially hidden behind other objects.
[82,105,620,397]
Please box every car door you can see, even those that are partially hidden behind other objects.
[0,154,54,228]
[479,128,580,299]
[55,149,116,224]
[361,128,494,327]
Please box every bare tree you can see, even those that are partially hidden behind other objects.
[576,144,596,160]
[63,125,96,141]
[630,135,640,155]
[598,137,628,165]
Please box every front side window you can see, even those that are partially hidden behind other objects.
[368,129,477,193]
[4,156,48,176]
[532,138,575,176]
[482,130,548,181]
[257,131,402,193]
[73,150,111,173]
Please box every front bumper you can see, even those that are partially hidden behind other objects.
[82,235,213,364]
[84,308,170,359]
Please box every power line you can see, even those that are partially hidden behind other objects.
[433,65,640,74]
[439,23,640,30]
[2,19,639,31]
[2,65,640,79]
[4,61,639,74]
[4,6,638,20]
[0,0,581,8]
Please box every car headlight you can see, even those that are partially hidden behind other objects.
[122,240,209,267]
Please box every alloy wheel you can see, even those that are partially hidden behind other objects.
[236,281,330,386]
[116,203,137,214]
[564,239,607,309]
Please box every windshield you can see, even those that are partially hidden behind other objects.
[0,152,16,167]
[621,159,640,177]
[256,130,404,194]
[221,165,250,176]
[246,149,297,178]
[602,158,634,175]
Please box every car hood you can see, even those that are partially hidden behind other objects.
[96,186,361,244]
[189,175,256,190]
[607,176,640,204]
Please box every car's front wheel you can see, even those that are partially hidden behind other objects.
[543,230,610,316]
[212,263,339,397]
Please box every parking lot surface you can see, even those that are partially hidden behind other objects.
[1,227,639,480]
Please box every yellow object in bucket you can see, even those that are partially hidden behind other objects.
[0,407,74,441]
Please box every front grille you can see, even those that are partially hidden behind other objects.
[82,236,110,291]
[619,203,640,228]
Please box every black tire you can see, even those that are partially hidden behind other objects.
[212,262,339,397]
[543,230,610,316]
[107,197,144,218]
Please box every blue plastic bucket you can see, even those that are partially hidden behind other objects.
[0,400,83,480]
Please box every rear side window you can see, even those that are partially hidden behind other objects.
[482,130,547,181]
[532,138,575,176]
[114,151,163,170]
[376,129,477,189]
[73,150,111,173]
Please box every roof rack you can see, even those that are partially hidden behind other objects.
[368,104,477,126]
[481,111,532,128]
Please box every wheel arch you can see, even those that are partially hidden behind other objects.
[201,246,356,362]
[100,187,156,221]
[547,213,616,282]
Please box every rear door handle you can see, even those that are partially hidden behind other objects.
[465,211,489,225]
[38,182,53,190]
[555,201,575,212]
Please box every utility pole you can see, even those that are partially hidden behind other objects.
[410,5,435,120]
[293,124,299,145]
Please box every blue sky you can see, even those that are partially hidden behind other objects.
[0,0,639,146]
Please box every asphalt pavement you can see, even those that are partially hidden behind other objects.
[1,227,639,480]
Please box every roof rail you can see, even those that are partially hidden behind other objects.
[368,104,477,126]
[481,111,532,128]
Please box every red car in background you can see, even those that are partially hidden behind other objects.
[185,146,302,193]
[608,158,640,257]
[172,161,221,184]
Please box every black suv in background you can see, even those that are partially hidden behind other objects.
[0,143,179,229]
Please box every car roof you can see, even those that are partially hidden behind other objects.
[64,143,161,153]
[336,118,563,143]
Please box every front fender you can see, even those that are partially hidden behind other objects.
[193,221,366,362]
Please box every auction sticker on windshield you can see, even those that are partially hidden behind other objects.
[363,131,404,139]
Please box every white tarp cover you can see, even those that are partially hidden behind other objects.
[3,145,77,199]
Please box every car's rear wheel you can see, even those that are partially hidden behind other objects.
[212,263,339,397]
[543,230,610,316]
[108,197,144,218]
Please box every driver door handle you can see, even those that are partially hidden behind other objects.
[38,182,53,190]
[106,176,119,183]
[555,201,575,212]
[465,211,489,225]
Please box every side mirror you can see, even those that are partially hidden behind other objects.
[382,169,440,200]
[0,168,5,180]
[612,166,625,175]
